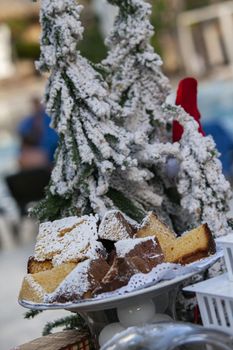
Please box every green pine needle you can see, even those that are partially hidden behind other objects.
[42,314,87,336]
[24,309,43,319]
[107,187,145,222]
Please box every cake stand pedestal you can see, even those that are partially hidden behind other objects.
[76,287,178,348]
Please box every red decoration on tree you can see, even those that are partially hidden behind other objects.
[173,77,205,142]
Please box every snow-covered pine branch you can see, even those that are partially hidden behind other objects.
[103,0,171,145]
[165,103,232,236]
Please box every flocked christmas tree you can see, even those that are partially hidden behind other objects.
[103,0,232,236]
[102,0,180,227]
[33,0,164,223]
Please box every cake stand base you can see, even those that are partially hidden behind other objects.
[74,288,178,349]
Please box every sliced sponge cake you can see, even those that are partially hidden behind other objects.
[19,263,77,303]
[27,257,53,274]
[136,212,176,261]
[136,212,216,264]
[170,224,216,264]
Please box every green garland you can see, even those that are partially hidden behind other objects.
[25,310,89,337]
[42,314,88,336]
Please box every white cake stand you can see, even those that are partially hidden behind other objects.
[20,271,197,312]
[20,271,199,348]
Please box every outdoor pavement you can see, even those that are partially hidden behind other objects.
[0,240,69,350]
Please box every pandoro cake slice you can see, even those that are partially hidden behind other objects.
[170,224,216,264]
[34,215,106,266]
[19,263,77,303]
[136,212,176,261]
[45,258,110,303]
[98,210,135,241]
[136,212,216,264]
[27,257,53,274]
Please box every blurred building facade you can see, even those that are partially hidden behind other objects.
[0,25,15,79]
[177,1,233,78]
[149,0,233,79]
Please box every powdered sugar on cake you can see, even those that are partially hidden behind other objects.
[44,260,92,303]
[45,250,222,303]
[35,215,105,265]
[25,275,45,300]
[115,237,158,257]
[19,210,221,305]
[98,210,134,241]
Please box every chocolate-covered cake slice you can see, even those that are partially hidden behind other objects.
[93,237,164,295]
[45,258,110,303]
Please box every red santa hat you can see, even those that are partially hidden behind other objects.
[173,77,205,142]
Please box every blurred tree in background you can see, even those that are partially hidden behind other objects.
[6,0,106,64]
[185,0,226,10]
[6,17,40,60]
[79,4,107,63]
[185,0,212,10]
[4,0,227,69]
[150,0,167,56]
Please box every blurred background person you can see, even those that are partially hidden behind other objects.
[18,97,58,170]
[18,134,50,170]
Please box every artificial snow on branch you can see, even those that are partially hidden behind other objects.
[165,103,232,236]
[103,0,171,145]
